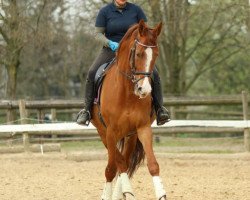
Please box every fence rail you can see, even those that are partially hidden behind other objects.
[0,120,249,150]
[0,92,249,152]
[1,120,249,135]
[0,94,247,122]
[0,96,244,110]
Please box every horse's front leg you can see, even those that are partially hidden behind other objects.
[101,127,117,200]
[137,126,167,200]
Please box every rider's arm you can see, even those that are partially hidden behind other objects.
[94,27,109,47]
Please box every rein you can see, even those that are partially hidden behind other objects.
[119,39,157,84]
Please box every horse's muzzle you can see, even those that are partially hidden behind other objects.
[134,78,152,99]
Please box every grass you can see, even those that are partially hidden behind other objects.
[154,136,243,147]
[58,136,244,154]
[0,136,244,154]
[0,116,5,125]
[152,137,244,153]
[174,150,236,154]
[61,140,104,152]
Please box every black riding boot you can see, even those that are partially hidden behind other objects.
[152,70,171,125]
[76,80,95,126]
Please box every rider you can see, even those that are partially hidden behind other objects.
[77,0,170,126]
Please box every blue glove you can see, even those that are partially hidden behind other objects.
[108,40,119,51]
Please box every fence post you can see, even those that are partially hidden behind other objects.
[19,99,30,151]
[242,91,250,152]
[51,108,57,122]
[51,108,57,140]
[6,100,15,124]
[37,109,44,123]
[6,109,13,124]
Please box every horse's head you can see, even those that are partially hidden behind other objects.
[118,20,162,99]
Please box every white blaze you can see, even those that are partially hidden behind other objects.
[145,48,153,72]
[141,48,153,94]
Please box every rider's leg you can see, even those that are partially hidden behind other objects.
[152,68,171,125]
[77,47,115,125]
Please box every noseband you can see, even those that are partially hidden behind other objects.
[120,39,157,84]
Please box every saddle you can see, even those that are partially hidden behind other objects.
[94,58,116,104]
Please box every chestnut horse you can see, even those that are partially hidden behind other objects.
[91,20,167,200]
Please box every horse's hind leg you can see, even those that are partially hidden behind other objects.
[113,134,138,199]
[113,148,135,200]
[137,126,167,200]
[99,125,135,200]
[112,175,123,200]
[99,131,133,200]
[113,174,135,200]
[122,134,138,176]
[112,136,139,200]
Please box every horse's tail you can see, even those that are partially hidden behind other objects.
[119,137,145,178]
[128,138,145,178]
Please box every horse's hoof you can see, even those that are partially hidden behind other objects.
[123,192,135,200]
[112,196,125,200]
[159,195,167,200]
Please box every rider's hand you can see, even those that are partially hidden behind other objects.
[108,40,119,51]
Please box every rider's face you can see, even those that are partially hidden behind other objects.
[115,0,127,6]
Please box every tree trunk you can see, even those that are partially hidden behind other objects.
[147,0,167,92]
[148,0,189,95]
[6,63,18,99]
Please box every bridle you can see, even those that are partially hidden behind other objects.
[119,39,158,84]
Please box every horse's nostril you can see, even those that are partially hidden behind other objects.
[138,87,142,92]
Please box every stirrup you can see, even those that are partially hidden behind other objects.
[156,107,171,126]
[76,109,91,126]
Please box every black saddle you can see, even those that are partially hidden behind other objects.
[94,58,116,103]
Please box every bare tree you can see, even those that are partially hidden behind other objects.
[148,0,248,95]
[1,0,248,101]
[0,0,48,99]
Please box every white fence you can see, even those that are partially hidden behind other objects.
[0,120,249,151]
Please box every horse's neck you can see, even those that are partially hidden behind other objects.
[113,58,134,99]
[117,40,133,74]
[112,40,138,98]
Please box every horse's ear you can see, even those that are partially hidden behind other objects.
[138,20,147,36]
[153,22,163,36]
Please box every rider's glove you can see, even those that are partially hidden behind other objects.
[108,40,119,51]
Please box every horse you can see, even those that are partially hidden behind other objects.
[91,20,167,200]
